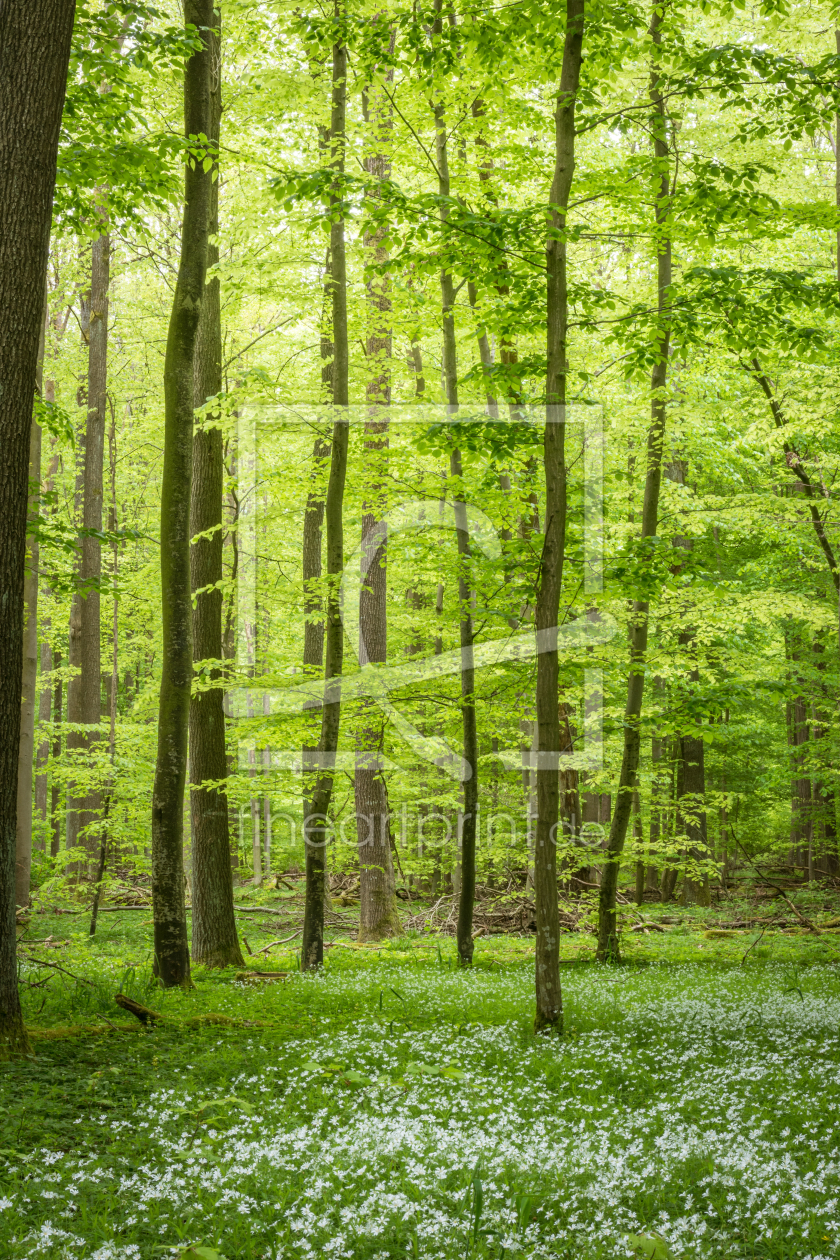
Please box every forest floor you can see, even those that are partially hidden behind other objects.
[4,884,840,1260]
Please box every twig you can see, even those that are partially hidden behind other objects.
[95,1012,123,1032]
[729,826,820,933]
[740,923,769,965]
[17,955,96,986]
[254,931,301,955]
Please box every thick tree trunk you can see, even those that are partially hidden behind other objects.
[596,4,670,961]
[0,0,76,1058]
[189,7,243,969]
[302,21,349,971]
[151,0,214,989]
[533,0,584,1029]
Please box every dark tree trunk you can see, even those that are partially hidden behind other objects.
[356,66,400,940]
[35,637,52,833]
[15,300,46,909]
[51,646,63,858]
[533,0,584,1029]
[302,19,349,971]
[74,229,110,873]
[431,3,479,965]
[0,0,76,1058]
[680,728,709,904]
[189,7,243,969]
[151,0,214,989]
[596,4,670,961]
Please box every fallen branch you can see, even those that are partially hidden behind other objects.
[254,931,301,955]
[115,993,161,1026]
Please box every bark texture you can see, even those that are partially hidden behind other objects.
[188,6,242,970]
[76,228,110,872]
[302,22,349,971]
[0,0,76,1058]
[534,0,584,1029]
[432,0,479,966]
[596,4,670,962]
[356,57,400,943]
[152,0,214,989]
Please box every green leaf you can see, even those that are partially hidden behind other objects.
[625,1235,678,1259]
[403,1062,441,1077]
[180,1248,224,1260]
[341,1070,373,1085]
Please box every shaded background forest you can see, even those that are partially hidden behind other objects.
[21,0,840,910]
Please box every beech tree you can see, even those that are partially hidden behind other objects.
[151,0,214,989]
[0,0,77,1058]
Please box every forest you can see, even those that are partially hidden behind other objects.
[1,0,840,1257]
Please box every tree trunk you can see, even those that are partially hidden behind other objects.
[533,0,584,1028]
[189,7,243,969]
[35,636,52,836]
[680,729,709,904]
[302,18,349,971]
[356,54,400,942]
[0,0,76,1058]
[51,646,63,858]
[75,228,110,873]
[596,4,670,961]
[430,7,479,965]
[151,0,214,989]
[15,295,47,909]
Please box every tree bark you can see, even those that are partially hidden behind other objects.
[189,6,243,969]
[431,0,479,966]
[74,228,110,874]
[0,0,76,1058]
[151,0,214,989]
[596,3,670,961]
[533,0,584,1029]
[51,646,63,858]
[302,17,349,971]
[35,636,52,834]
[15,295,47,909]
[356,63,400,941]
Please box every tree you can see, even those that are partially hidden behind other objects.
[533,0,584,1030]
[302,9,350,971]
[355,28,401,942]
[151,0,214,989]
[189,4,244,969]
[596,0,672,962]
[0,0,77,1059]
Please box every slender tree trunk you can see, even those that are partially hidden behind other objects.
[356,60,400,940]
[35,636,52,834]
[533,0,584,1028]
[596,4,670,961]
[65,281,89,873]
[15,296,46,908]
[0,0,76,1058]
[75,228,110,873]
[151,0,214,989]
[431,6,479,965]
[51,647,63,858]
[189,7,243,969]
[302,18,349,971]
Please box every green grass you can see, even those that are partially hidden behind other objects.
[3,905,840,1259]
